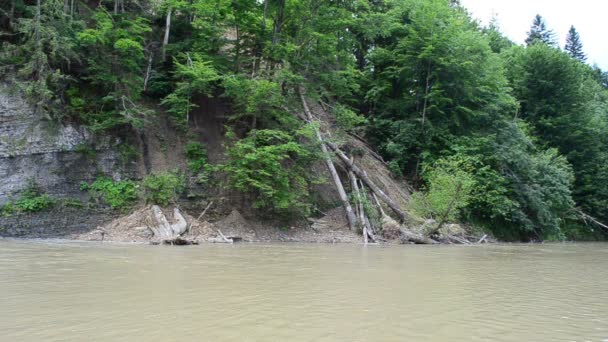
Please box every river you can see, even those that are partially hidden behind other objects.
[0,240,607,341]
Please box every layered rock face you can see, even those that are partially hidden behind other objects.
[0,84,144,236]
[0,84,134,206]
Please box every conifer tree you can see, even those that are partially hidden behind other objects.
[525,14,556,47]
[565,25,586,62]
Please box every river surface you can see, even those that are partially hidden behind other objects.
[1,240,607,341]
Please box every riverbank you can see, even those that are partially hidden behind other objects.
[0,204,485,245]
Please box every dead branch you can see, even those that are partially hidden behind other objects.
[326,142,410,222]
[299,88,357,230]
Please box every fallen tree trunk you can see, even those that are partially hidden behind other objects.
[147,206,190,243]
[326,142,410,222]
[299,88,357,230]
[399,228,439,245]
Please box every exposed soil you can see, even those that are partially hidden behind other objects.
[73,205,363,244]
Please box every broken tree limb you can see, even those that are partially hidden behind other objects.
[217,230,233,243]
[299,88,357,230]
[326,142,410,222]
[196,201,214,221]
[578,209,608,232]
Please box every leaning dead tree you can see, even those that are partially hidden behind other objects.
[578,209,608,232]
[299,88,357,230]
[326,142,410,223]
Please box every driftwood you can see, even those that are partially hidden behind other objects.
[477,234,488,244]
[147,206,190,244]
[399,229,439,245]
[208,230,240,243]
[326,142,410,222]
[299,88,357,230]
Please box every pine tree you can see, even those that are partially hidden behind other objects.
[525,14,556,47]
[565,25,586,62]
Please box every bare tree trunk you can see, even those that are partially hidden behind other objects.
[114,0,118,15]
[299,89,357,230]
[34,0,42,81]
[327,142,410,222]
[350,169,373,244]
[162,8,172,61]
[262,0,269,30]
[272,0,285,45]
[143,51,153,91]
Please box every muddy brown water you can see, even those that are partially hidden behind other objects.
[1,240,607,341]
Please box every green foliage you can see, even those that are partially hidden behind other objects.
[118,143,140,163]
[332,104,366,131]
[0,202,15,217]
[75,143,96,159]
[0,0,81,119]
[409,158,475,223]
[185,141,212,184]
[161,53,220,130]
[3,0,608,241]
[15,194,54,213]
[525,14,557,47]
[223,129,317,217]
[87,177,138,209]
[565,26,586,62]
[223,76,297,130]
[141,171,186,206]
[75,9,152,130]
[1,183,55,214]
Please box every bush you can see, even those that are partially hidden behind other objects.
[185,141,212,184]
[87,178,138,209]
[141,171,186,206]
[15,194,55,213]
[0,182,55,215]
[409,158,475,224]
[223,129,317,217]
[332,104,366,131]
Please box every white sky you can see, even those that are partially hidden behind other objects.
[460,0,608,70]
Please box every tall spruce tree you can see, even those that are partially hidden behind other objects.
[525,14,556,47]
[565,25,586,62]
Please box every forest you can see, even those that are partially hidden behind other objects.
[1,0,608,242]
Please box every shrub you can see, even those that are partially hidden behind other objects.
[409,158,475,224]
[15,194,55,213]
[332,104,366,131]
[87,178,138,209]
[223,129,317,217]
[141,171,186,206]
[185,141,212,184]
[0,202,15,217]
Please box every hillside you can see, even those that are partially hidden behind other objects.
[1,0,608,242]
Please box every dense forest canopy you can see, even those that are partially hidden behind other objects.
[1,0,607,241]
